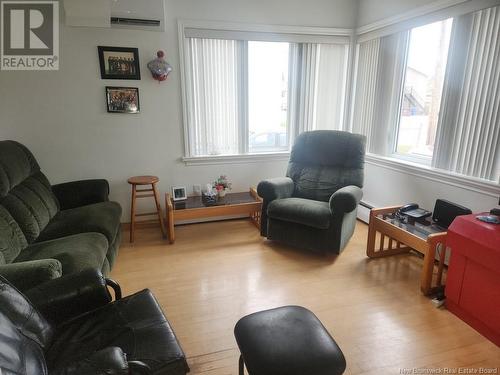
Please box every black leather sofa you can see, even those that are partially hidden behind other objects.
[0,269,190,375]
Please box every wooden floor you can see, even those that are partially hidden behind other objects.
[111,219,500,374]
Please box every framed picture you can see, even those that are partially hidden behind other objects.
[106,87,140,114]
[172,186,187,201]
[98,46,141,80]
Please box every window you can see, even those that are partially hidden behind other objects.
[352,5,500,183]
[248,41,289,153]
[181,23,350,159]
[395,19,453,160]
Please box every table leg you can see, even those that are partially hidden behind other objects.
[421,233,447,295]
[366,211,377,257]
[165,193,175,244]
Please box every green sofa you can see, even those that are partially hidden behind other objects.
[0,140,122,291]
[258,130,366,254]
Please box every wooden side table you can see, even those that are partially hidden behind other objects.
[165,188,262,244]
[367,206,447,295]
[128,175,166,242]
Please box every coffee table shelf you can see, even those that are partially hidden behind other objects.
[165,188,262,244]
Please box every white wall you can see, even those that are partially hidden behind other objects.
[363,164,498,212]
[357,0,442,26]
[0,0,357,221]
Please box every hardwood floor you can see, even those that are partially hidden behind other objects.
[111,219,500,374]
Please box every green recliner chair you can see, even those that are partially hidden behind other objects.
[257,130,366,254]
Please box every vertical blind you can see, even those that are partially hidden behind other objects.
[185,38,349,157]
[433,6,500,181]
[290,43,348,135]
[350,38,380,151]
[186,38,240,156]
[350,32,408,154]
[313,44,349,131]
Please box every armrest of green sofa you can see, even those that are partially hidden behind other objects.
[52,179,110,210]
[329,185,363,215]
[0,259,62,292]
[257,177,295,202]
[257,177,295,237]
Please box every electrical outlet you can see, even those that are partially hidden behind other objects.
[193,184,201,196]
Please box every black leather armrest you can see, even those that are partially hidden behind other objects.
[52,179,110,210]
[52,347,129,375]
[129,361,152,375]
[25,268,114,325]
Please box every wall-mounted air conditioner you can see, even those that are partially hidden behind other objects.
[64,0,165,32]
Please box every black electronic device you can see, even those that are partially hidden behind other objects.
[432,199,472,229]
[477,215,500,224]
[396,203,432,223]
[491,208,500,216]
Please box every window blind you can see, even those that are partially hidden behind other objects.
[350,38,380,150]
[289,43,348,135]
[350,32,408,153]
[433,6,500,181]
[186,38,241,156]
[184,27,350,44]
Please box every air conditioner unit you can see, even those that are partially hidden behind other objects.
[111,0,165,32]
[64,0,165,32]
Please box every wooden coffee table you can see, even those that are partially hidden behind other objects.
[367,206,448,295]
[165,188,262,244]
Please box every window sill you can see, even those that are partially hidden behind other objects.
[365,153,500,197]
[390,152,432,166]
[182,152,290,166]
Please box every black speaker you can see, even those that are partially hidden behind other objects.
[432,199,472,229]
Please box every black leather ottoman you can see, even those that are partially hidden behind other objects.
[234,306,346,375]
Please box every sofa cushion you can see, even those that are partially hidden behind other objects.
[15,233,109,275]
[37,201,122,244]
[0,141,40,198]
[268,198,332,230]
[0,205,28,264]
[47,289,190,375]
[1,172,59,243]
[0,141,59,243]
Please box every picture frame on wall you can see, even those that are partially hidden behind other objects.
[98,46,141,80]
[172,186,188,201]
[106,86,140,114]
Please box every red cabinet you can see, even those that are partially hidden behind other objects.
[445,214,500,346]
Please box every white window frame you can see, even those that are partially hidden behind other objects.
[178,19,353,165]
[390,18,453,167]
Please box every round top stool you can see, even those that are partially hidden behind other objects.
[128,175,166,242]
[128,175,159,185]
